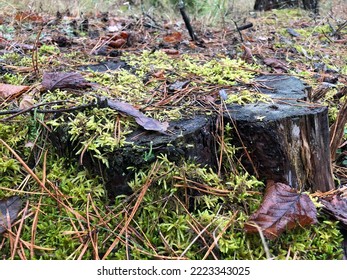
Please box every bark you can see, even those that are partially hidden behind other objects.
[254,0,319,13]
[225,75,333,192]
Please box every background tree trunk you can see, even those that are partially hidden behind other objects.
[254,0,319,13]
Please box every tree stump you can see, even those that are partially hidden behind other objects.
[225,75,333,192]
[50,75,333,195]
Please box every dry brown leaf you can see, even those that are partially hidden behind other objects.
[241,45,254,64]
[263,57,288,72]
[161,49,179,55]
[245,182,317,239]
[14,11,43,23]
[109,38,126,48]
[41,72,91,91]
[19,94,35,110]
[0,83,30,99]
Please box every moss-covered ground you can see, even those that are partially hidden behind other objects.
[0,2,346,259]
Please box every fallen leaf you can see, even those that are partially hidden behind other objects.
[135,115,169,133]
[41,72,91,91]
[163,31,182,43]
[319,188,347,228]
[120,31,129,39]
[19,94,35,110]
[109,38,126,48]
[153,70,165,79]
[0,83,30,99]
[0,196,22,234]
[168,80,190,92]
[14,11,43,23]
[241,45,254,64]
[263,57,288,72]
[245,182,317,239]
[107,99,169,133]
[161,49,179,55]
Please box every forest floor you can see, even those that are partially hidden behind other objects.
[0,3,347,260]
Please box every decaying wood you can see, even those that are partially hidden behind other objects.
[50,75,334,195]
[330,87,347,162]
[225,75,334,192]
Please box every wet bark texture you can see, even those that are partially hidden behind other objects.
[226,75,333,192]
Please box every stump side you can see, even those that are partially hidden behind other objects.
[225,75,334,192]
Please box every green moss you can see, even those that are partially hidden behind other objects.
[0,43,344,260]
[39,44,60,55]
[0,73,27,85]
[0,130,344,259]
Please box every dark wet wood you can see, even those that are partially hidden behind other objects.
[225,75,333,192]
[50,74,334,195]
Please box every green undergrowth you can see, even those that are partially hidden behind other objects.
[33,49,269,166]
[1,8,346,258]
[0,113,344,260]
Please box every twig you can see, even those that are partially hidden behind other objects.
[0,100,96,121]
[178,1,197,41]
[232,20,244,42]
[32,25,44,77]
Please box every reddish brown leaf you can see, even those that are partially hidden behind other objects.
[14,11,43,23]
[119,31,129,39]
[109,38,126,48]
[163,32,182,43]
[245,182,317,239]
[41,72,91,91]
[161,49,179,55]
[0,83,30,99]
[0,196,22,234]
[153,70,165,79]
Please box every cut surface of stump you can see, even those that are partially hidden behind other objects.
[225,75,333,192]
